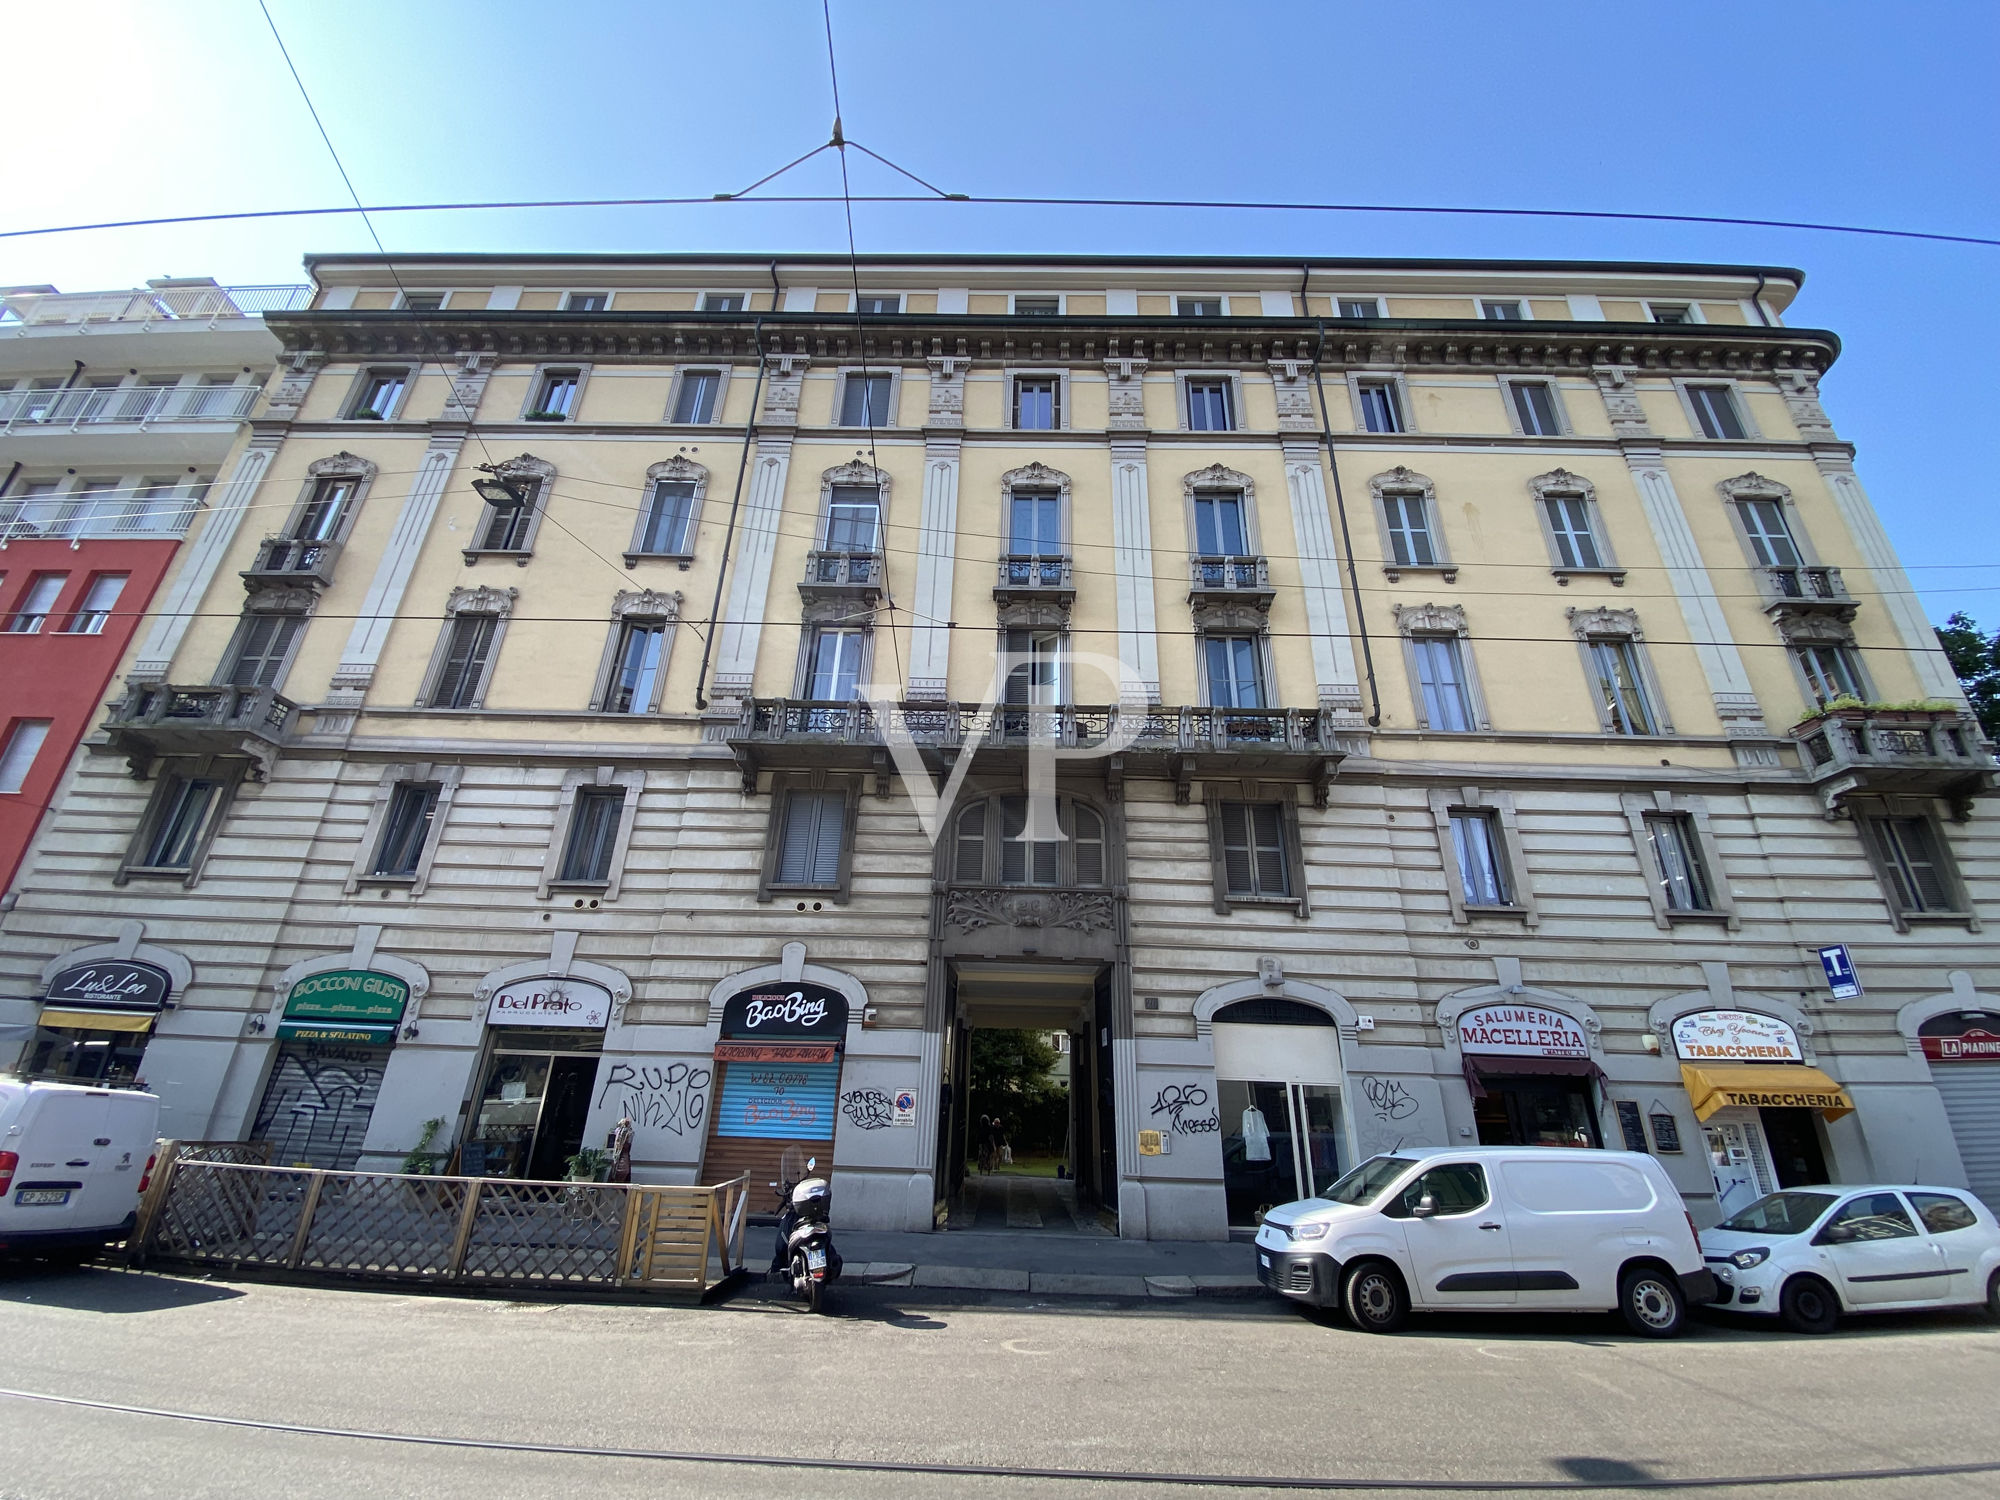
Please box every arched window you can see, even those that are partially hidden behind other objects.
[951,794,1107,888]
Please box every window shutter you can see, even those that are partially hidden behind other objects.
[810,794,844,885]
[1251,804,1288,895]
[1219,802,1255,895]
[1032,838,1060,886]
[999,796,1027,884]
[778,792,843,886]
[1896,819,1951,910]
[230,614,301,688]
[954,804,986,882]
[433,615,496,707]
[1073,806,1104,887]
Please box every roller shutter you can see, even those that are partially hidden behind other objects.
[1931,1062,2000,1212]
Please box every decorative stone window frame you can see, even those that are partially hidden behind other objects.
[346,762,465,895]
[1427,786,1538,926]
[1347,371,1416,435]
[519,362,593,423]
[338,364,418,422]
[539,765,646,901]
[793,617,877,699]
[625,454,711,566]
[462,452,553,565]
[115,753,248,888]
[1005,366,1071,432]
[1176,370,1244,433]
[997,460,1074,574]
[1852,797,1980,934]
[1716,471,1824,569]
[396,290,451,311]
[664,364,732,425]
[1566,605,1675,736]
[212,584,316,692]
[1172,294,1228,319]
[757,772,863,903]
[416,585,518,709]
[1194,618,1278,707]
[1182,462,1265,561]
[1393,602,1492,732]
[1203,784,1311,918]
[1499,376,1575,438]
[278,451,378,546]
[588,589,683,713]
[1370,467,1454,581]
[1775,612,1877,707]
[1529,468,1624,584]
[1674,377,1761,440]
[1619,790,1736,930]
[815,458,891,551]
[830,365,903,428]
[1478,298,1529,321]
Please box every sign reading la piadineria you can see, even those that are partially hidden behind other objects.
[1671,1010,1803,1063]
[487,977,612,1029]
[1457,1004,1590,1058]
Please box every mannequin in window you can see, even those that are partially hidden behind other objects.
[1242,1104,1271,1162]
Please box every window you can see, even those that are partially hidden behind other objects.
[1192,489,1249,559]
[6,574,67,633]
[1412,636,1473,731]
[1186,378,1234,432]
[1510,380,1563,436]
[1819,1193,1919,1242]
[1380,493,1436,567]
[372,784,439,878]
[1648,303,1694,325]
[700,293,744,312]
[224,614,303,689]
[1586,638,1658,735]
[2,480,65,538]
[1002,629,1066,705]
[477,478,540,552]
[1338,297,1381,319]
[429,614,499,708]
[1866,816,1959,916]
[61,574,127,634]
[1795,642,1864,704]
[1218,802,1291,899]
[348,369,408,420]
[1008,491,1062,559]
[528,370,580,419]
[1013,375,1060,430]
[1013,296,1061,316]
[558,788,626,884]
[1542,493,1602,569]
[606,620,667,713]
[293,476,359,542]
[1177,297,1223,318]
[672,370,721,424]
[1735,497,1802,568]
[637,479,699,556]
[998,796,1060,886]
[856,294,901,314]
[565,292,609,312]
[805,627,865,700]
[1481,299,1526,320]
[0,720,51,793]
[1688,384,1748,440]
[1357,380,1404,434]
[1450,812,1510,906]
[839,371,893,427]
[399,292,446,312]
[1204,635,1266,708]
[1644,815,1713,912]
[823,486,881,552]
[950,795,1105,888]
[1908,1192,1979,1235]
[775,790,845,887]
[1385,1163,1488,1218]
[141,776,220,870]
[124,477,195,534]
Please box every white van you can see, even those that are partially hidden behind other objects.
[0,1080,161,1260]
[1255,1147,1717,1337]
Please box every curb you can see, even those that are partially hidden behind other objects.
[839,1263,1263,1299]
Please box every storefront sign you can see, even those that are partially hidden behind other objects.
[714,1060,839,1140]
[1457,1004,1590,1059]
[44,959,171,1013]
[1922,1024,2000,1062]
[283,969,410,1027]
[486,977,612,1029]
[713,1041,838,1064]
[1672,1010,1803,1063]
[719,982,849,1043]
[277,1023,394,1045]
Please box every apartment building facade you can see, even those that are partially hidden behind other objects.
[3,253,1995,1235]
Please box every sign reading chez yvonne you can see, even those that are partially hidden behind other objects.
[283,969,410,1026]
[1672,1010,1803,1064]
[720,982,849,1043]
[1457,1004,1590,1058]
[45,959,172,1012]
[486,977,612,1029]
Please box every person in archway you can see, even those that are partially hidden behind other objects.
[976,1113,992,1174]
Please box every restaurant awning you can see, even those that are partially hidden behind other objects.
[1680,1063,1854,1122]
[1462,1053,1607,1099]
[36,1008,156,1032]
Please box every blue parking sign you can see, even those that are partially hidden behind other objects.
[1817,944,1862,1000]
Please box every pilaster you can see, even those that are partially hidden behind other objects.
[910,356,968,699]
[710,355,809,702]
[1105,359,1159,703]
[1281,436,1364,727]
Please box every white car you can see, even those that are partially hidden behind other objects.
[1699,1184,2000,1334]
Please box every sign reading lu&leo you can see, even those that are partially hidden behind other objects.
[284,969,410,1026]
[486,977,612,1029]
[45,959,172,1013]
[1672,1010,1803,1063]
[1457,1004,1590,1059]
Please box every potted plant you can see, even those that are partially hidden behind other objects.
[400,1117,448,1176]
[564,1146,609,1183]
[524,409,568,422]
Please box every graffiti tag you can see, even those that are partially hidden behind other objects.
[598,1061,710,1137]
[1149,1083,1221,1136]
[1361,1076,1420,1123]
[840,1089,896,1130]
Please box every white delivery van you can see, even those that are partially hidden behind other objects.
[0,1080,161,1260]
[1255,1147,1717,1337]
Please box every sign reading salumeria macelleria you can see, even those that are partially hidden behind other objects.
[719,982,849,1043]
[45,959,172,1012]
[1456,1004,1590,1058]
[486,977,612,1029]
[1671,1010,1803,1063]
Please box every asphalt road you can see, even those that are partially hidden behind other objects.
[0,1265,1996,1499]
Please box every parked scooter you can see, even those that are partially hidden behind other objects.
[769,1145,841,1313]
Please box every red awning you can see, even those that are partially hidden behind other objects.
[1462,1053,1607,1099]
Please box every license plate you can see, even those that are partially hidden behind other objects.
[805,1247,827,1270]
[1259,1253,1271,1268]
[15,1189,70,1206]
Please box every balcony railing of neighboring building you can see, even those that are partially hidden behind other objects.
[1790,702,1998,817]
[1758,565,1855,617]
[0,488,202,542]
[0,381,260,432]
[1188,554,1275,610]
[0,282,311,331]
[103,683,297,780]
[799,550,886,603]
[242,535,342,589]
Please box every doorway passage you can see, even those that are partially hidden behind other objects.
[462,1029,603,1179]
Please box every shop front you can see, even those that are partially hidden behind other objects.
[1918,1009,2000,1210]
[1456,1002,1604,1148]
[1673,1008,1853,1218]
[1212,997,1348,1228]
[698,981,848,1193]
[462,976,612,1179]
[252,969,408,1170]
[24,957,174,1085]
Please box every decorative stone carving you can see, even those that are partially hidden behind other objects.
[821,457,891,502]
[761,353,810,425]
[1716,471,1792,506]
[1190,599,1270,632]
[443,584,519,618]
[1776,370,1838,441]
[1528,467,1595,502]
[644,454,707,489]
[1103,357,1149,430]
[1267,358,1317,431]
[1591,366,1652,438]
[305,450,375,483]
[1391,601,1467,638]
[243,584,318,616]
[444,353,495,422]
[1182,462,1256,503]
[1001,460,1072,499]
[611,588,681,621]
[1565,605,1643,641]
[1368,465,1434,504]
[926,356,968,427]
[1772,611,1859,646]
[945,887,1115,935]
[264,351,326,419]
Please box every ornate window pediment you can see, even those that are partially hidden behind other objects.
[611,588,681,622]
[1566,605,1642,641]
[443,584,519,619]
[821,457,891,497]
[1717,471,1792,505]
[1774,611,1858,645]
[306,450,376,482]
[243,584,318,616]
[1003,460,1072,497]
[646,454,708,488]
[1529,467,1593,501]
[1392,601,1467,637]
[1182,462,1256,502]
[1368,464,1434,502]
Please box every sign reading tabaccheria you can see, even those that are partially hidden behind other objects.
[1671,1009,1803,1063]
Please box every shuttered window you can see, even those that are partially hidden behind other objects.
[953,802,986,882]
[293,477,357,542]
[1587,638,1657,736]
[560,788,626,884]
[478,478,538,550]
[1868,816,1957,914]
[1736,498,1801,568]
[430,615,498,708]
[227,614,303,688]
[1072,805,1106,888]
[1219,801,1289,898]
[143,777,219,869]
[776,791,845,887]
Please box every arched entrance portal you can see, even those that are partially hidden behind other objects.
[1212,996,1348,1227]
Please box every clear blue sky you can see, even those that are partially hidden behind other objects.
[8,1,1995,625]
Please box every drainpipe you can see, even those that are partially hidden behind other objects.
[1304,296,1383,727]
[1749,270,1772,327]
[693,316,768,711]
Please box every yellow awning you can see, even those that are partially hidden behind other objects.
[38,1008,155,1033]
[1681,1063,1854,1122]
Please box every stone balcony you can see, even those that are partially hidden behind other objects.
[799,550,885,606]
[241,535,341,590]
[993,554,1075,613]
[1759,565,1856,622]
[1187,554,1275,613]
[102,683,297,782]
[1790,704,1998,818]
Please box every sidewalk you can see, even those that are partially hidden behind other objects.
[796,1226,1263,1299]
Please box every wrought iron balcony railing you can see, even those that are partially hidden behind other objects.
[0,381,259,431]
[1189,555,1270,590]
[242,535,341,589]
[1790,704,1997,817]
[799,550,885,602]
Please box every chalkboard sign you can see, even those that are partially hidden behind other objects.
[1649,1112,1683,1154]
[719,982,849,1043]
[1614,1100,1648,1153]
